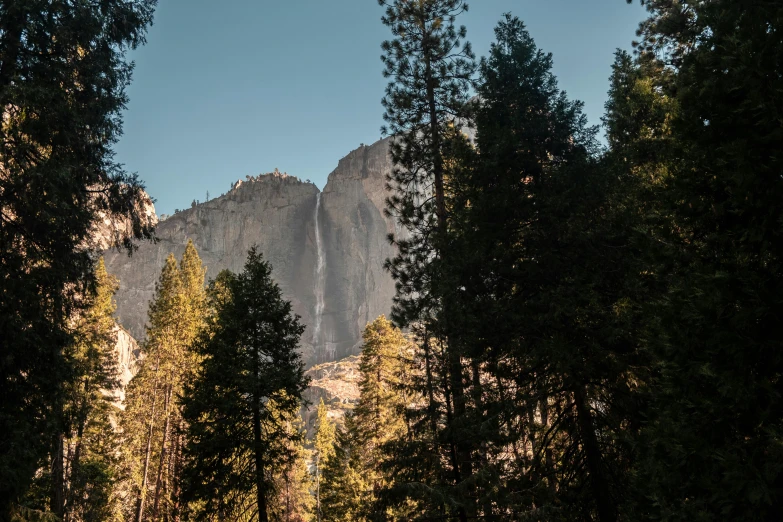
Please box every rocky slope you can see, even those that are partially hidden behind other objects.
[302,355,361,435]
[105,137,398,368]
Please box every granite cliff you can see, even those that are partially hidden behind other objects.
[105,137,398,367]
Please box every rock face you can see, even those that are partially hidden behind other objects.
[317,137,401,363]
[113,326,141,405]
[303,355,362,435]
[90,192,158,251]
[105,138,398,367]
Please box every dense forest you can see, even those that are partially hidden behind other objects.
[1,0,782,520]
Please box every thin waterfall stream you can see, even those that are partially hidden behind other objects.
[313,192,326,362]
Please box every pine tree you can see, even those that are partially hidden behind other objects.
[625,1,783,519]
[182,249,309,522]
[322,317,413,521]
[269,403,314,522]
[0,2,156,514]
[120,240,206,522]
[61,259,124,522]
[437,14,652,520]
[19,259,126,520]
[313,399,336,522]
[320,416,370,522]
[378,1,476,518]
[125,254,182,522]
[64,400,125,522]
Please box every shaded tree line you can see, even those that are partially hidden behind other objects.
[324,0,783,520]
[0,0,156,519]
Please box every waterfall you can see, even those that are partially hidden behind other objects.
[313,193,326,361]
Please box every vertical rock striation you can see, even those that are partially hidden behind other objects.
[317,138,401,361]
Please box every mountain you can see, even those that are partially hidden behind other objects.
[104,137,399,367]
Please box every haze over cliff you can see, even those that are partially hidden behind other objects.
[105,137,398,367]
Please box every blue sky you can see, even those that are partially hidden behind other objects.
[114,1,647,216]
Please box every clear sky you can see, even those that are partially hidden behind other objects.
[114,0,648,216]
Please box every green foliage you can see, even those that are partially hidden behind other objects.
[314,399,336,469]
[378,1,477,518]
[322,317,413,521]
[379,0,475,326]
[182,248,309,522]
[458,15,636,520]
[269,406,314,522]
[65,401,125,522]
[18,259,128,520]
[378,9,649,521]
[313,398,335,522]
[120,240,206,521]
[4,1,782,520]
[320,416,370,522]
[0,0,156,513]
[624,1,783,519]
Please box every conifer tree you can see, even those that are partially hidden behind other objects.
[182,249,309,522]
[322,317,413,521]
[320,416,369,522]
[624,1,783,518]
[61,259,124,522]
[313,398,336,522]
[430,14,647,520]
[378,1,476,518]
[121,240,206,522]
[21,259,126,520]
[0,2,156,514]
[269,403,314,522]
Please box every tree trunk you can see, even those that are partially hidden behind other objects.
[171,425,184,522]
[136,372,160,522]
[471,361,494,519]
[64,412,87,522]
[539,398,556,495]
[50,433,65,518]
[574,387,617,522]
[441,354,468,522]
[425,46,473,519]
[285,468,291,522]
[424,54,446,234]
[422,337,440,439]
[253,351,269,522]
[315,453,321,522]
[152,386,173,520]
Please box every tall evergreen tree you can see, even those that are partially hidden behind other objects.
[320,415,370,522]
[60,259,124,522]
[313,398,335,522]
[19,259,126,521]
[431,14,646,520]
[182,249,309,522]
[121,240,206,522]
[378,1,476,518]
[625,1,783,519]
[0,1,156,515]
[268,404,314,522]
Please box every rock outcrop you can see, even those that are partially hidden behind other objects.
[303,355,361,435]
[113,326,141,405]
[105,138,398,368]
[90,191,158,251]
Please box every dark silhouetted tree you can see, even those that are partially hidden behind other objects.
[182,249,309,522]
[0,1,156,515]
